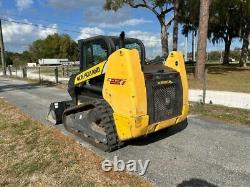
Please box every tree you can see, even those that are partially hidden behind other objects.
[239,31,249,68]
[4,52,14,66]
[104,0,174,57]
[3,51,27,66]
[195,0,210,80]
[21,51,32,64]
[3,34,79,67]
[180,0,249,67]
[29,34,79,62]
[239,0,250,67]
[208,0,241,65]
[172,0,180,51]
[178,0,200,31]
[178,0,200,61]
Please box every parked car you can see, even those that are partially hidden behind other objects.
[229,58,236,62]
[185,60,196,66]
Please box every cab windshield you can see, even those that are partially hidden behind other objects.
[111,37,145,64]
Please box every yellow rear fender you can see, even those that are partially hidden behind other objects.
[102,49,149,140]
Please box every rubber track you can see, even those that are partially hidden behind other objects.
[63,99,124,152]
[95,100,124,151]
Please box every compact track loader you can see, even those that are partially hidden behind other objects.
[48,32,189,152]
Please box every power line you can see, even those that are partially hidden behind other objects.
[0,18,82,34]
[5,43,31,47]
[0,13,85,29]
[0,17,162,43]
[0,19,6,75]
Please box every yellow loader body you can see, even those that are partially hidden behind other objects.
[101,49,188,141]
[49,34,189,152]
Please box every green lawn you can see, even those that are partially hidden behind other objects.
[36,63,250,93]
[4,61,250,93]
[190,102,250,127]
[187,63,250,93]
[32,66,79,78]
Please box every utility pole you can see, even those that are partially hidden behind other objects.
[192,31,197,62]
[192,32,194,61]
[0,19,6,76]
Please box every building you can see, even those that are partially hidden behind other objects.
[38,59,69,66]
[27,63,37,67]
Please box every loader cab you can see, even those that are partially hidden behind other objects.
[110,37,145,65]
[78,36,146,71]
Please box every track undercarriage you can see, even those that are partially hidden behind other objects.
[47,34,189,152]
[48,99,123,152]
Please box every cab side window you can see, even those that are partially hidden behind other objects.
[85,40,108,68]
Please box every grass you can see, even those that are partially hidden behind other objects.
[4,61,250,93]
[190,102,250,127]
[1,75,68,90]
[37,62,250,93]
[32,66,79,78]
[187,63,250,93]
[0,99,151,187]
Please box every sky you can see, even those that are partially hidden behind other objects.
[0,0,243,58]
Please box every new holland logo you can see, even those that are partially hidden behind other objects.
[77,67,101,81]
[107,78,126,85]
[157,80,174,85]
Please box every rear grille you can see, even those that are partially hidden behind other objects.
[145,73,183,124]
[153,84,180,122]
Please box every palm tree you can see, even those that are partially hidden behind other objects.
[239,0,250,67]
[195,0,210,80]
[172,0,180,51]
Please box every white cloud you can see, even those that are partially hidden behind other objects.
[38,24,57,38]
[99,18,151,28]
[16,0,33,10]
[48,0,150,28]
[126,30,161,48]
[109,30,162,57]
[48,0,101,9]
[48,0,100,10]
[3,20,33,43]
[125,30,162,58]
[77,28,162,58]
[2,19,58,52]
[77,27,104,40]
[123,19,151,26]
[86,7,130,24]
[47,0,159,57]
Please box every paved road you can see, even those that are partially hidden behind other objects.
[0,77,250,187]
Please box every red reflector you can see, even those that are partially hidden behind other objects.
[144,73,153,80]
